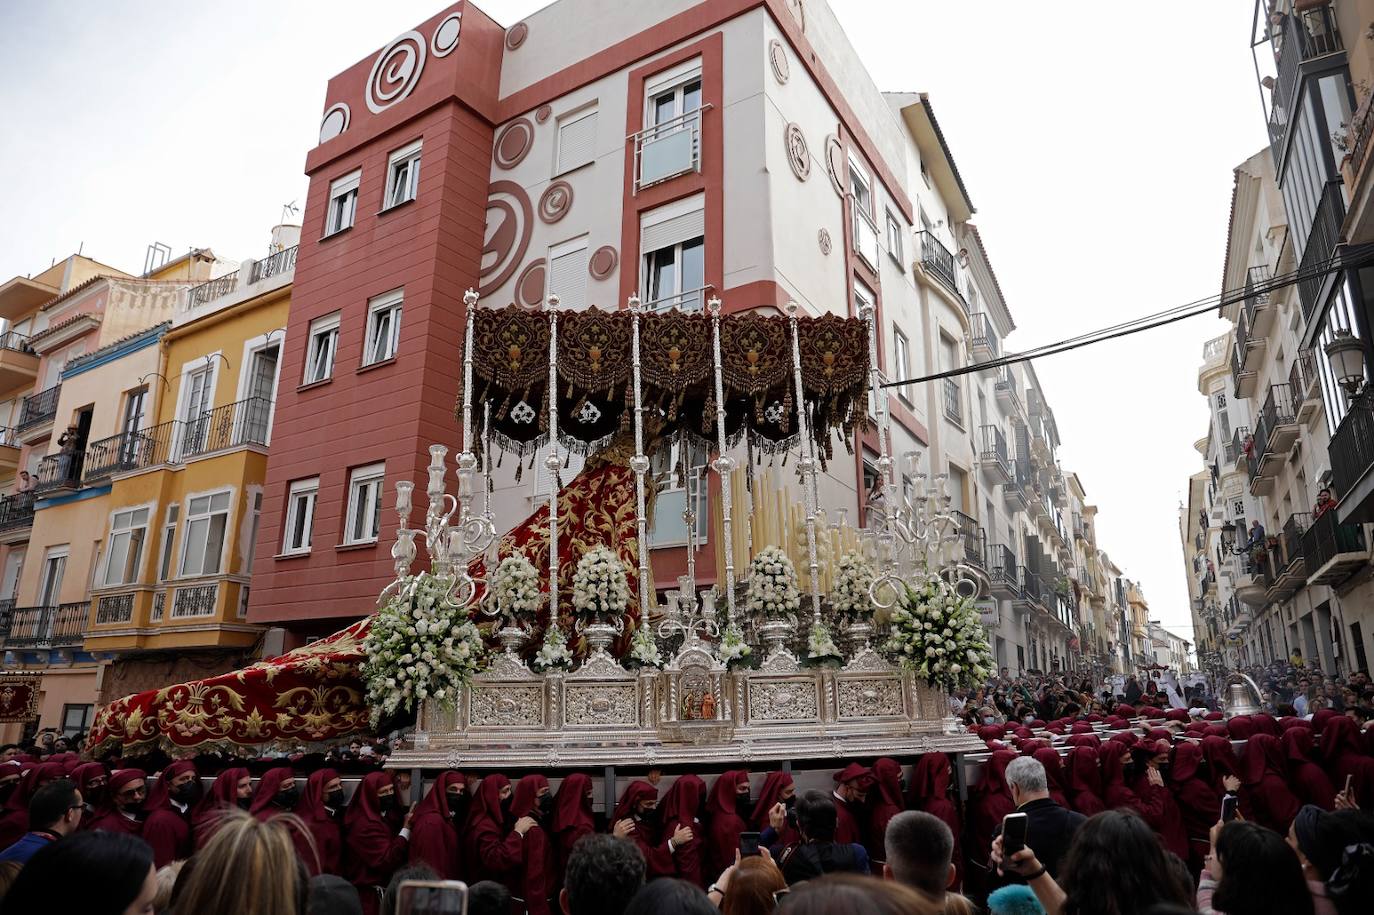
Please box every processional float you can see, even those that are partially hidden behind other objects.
[383,291,986,769]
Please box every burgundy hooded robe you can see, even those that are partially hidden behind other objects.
[1169,742,1220,875]
[343,771,408,915]
[463,775,524,886]
[510,774,552,915]
[968,749,1017,881]
[1032,749,1072,811]
[71,761,107,831]
[295,767,344,876]
[752,771,800,849]
[611,780,675,878]
[659,774,706,886]
[1280,727,1335,810]
[86,768,147,838]
[141,760,198,867]
[1064,746,1108,817]
[830,763,872,847]
[1238,733,1301,832]
[705,771,749,879]
[550,773,595,887]
[409,771,465,880]
[908,753,961,887]
[191,767,249,851]
[0,762,63,848]
[1320,716,1374,807]
[867,758,905,865]
[249,767,298,822]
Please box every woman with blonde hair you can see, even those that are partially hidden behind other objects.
[170,807,310,915]
[720,853,787,915]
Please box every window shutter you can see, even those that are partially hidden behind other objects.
[548,245,589,310]
[641,207,705,254]
[557,111,598,173]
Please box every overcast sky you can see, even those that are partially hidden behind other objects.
[0,1,1265,640]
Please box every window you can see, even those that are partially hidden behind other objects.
[641,196,705,311]
[555,107,598,175]
[894,330,912,406]
[180,363,215,455]
[848,158,878,267]
[364,290,403,365]
[848,158,872,218]
[547,238,590,310]
[344,464,385,545]
[637,62,704,188]
[60,704,92,737]
[325,170,360,235]
[648,71,702,127]
[179,491,231,577]
[245,492,263,573]
[940,333,962,425]
[304,312,341,384]
[283,478,319,555]
[102,506,150,587]
[648,440,708,547]
[39,547,67,606]
[886,210,904,267]
[159,504,179,582]
[384,140,421,209]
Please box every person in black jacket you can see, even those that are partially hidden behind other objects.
[991,755,1085,885]
[777,790,870,884]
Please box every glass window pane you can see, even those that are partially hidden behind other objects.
[182,518,208,574]
[210,492,231,513]
[680,238,705,291]
[189,496,210,515]
[654,93,676,126]
[203,515,227,574]
[682,80,702,113]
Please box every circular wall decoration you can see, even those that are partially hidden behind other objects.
[588,245,618,280]
[535,104,553,124]
[786,0,806,31]
[366,31,427,114]
[431,11,463,57]
[318,102,350,144]
[506,22,529,50]
[785,123,810,181]
[818,228,832,255]
[493,118,535,170]
[824,135,845,197]
[769,39,790,84]
[538,181,574,223]
[516,259,547,307]
[479,180,533,296]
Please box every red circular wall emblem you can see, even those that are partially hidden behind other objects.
[479,180,533,296]
[506,22,528,50]
[588,246,618,280]
[494,119,535,170]
[516,259,547,307]
[538,181,574,223]
[535,104,553,124]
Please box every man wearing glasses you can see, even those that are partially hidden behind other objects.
[87,769,147,836]
[0,778,84,864]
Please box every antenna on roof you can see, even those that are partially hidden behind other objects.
[143,242,171,276]
[281,201,300,224]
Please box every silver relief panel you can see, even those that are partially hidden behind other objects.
[468,685,546,728]
[747,677,821,723]
[563,683,639,727]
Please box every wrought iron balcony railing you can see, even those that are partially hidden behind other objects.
[916,230,959,295]
[1269,3,1343,169]
[0,331,33,354]
[1299,180,1346,323]
[979,423,1009,470]
[186,274,238,309]
[0,492,34,532]
[1332,389,1374,500]
[1301,508,1368,585]
[180,397,272,459]
[83,420,184,482]
[248,245,298,285]
[942,377,962,426]
[986,543,1018,586]
[950,510,985,569]
[970,312,999,358]
[34,451,84,494]
[17,384,60,431]
[0,602,88,649]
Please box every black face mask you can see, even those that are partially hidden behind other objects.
[378,795,397,814]
[636,805,660,824]
[118,799,146,819]
[1156,763,1171,780]
[324,788,345,809]
[735,794,755,818]
[171,781,201,806]
[237,797,252,811]
[447,792,465,818]
[536,794,553,818]
[500,795,513,818]
[275,786,300,809]
[1122,763,1139,781]
[783,795,796,810]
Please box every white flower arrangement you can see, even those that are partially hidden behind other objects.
[491,554,541,622]
[571,546,631,619]
[830,552,876,623]
[532,625,573,671]
[744,546,801,619]
[806,621,842,662]
[718,623,752,665]
[883,576,993,692]
[628,624,662,668]
[361,572,486,727]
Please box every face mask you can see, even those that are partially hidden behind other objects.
[171,781,201,806]
[378,795,396,814]
[1156,763,1171,779]
[118,798,145,818]
[275,786,300,809]
[500,795,513,818]
[447,792,465,818]
[325,788,345,809]
[984,717,998,725]
[237,797,252,811]
[1122,763,1138,781]
[636,805,660,824]
[537,794,553,818]
[736,794,755,818]
[783,795,796,811]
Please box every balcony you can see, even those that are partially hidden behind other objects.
[1267,511,1312,600]
[186,274,238,310]
[0,331,37,391]
[970,313,998,363]
[1243,265,1276,336]
[83,419,183,483]
[1231,307,1264,399]
[16,384,60,440]
[916,230,959,297]
[986,544,1019,598]
[1248,384,1299,494]
[248,245,298,285]
[170,583,219,619]
[94,592,135,625]
[1232,425,1252,475]
[1289,349,1322,423]
[632,105,707,191]
[1302,509,1368,585]
[850,199,880,271]
[33,451,84,495]
[994,365,1021,413]
[941,377,962,426]
[978,424,1011,484]
[1004,457,1031,512]
[180,396,272,460]
[1299,180,1346,323]
[1332,390,1374,519]
[1013,565,1038,615]
[0,492,34,536]
[0,602,88,650]
[0,427,17,477]
[950,510,985,571]
[1268,2,1344,170]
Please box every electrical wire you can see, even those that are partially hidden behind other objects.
[881,243,1374,389]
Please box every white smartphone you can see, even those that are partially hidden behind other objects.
[397,880,468,915]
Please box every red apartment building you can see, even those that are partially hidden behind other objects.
[249,0,974,640]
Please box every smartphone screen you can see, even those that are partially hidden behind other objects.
[397,880,468,915]
[1221,794,1239,823]
[1002,812,1029,856]
[739,831,762,857]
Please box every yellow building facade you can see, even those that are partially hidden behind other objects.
[83,244,293,705]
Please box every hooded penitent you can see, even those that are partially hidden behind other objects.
[342,771,408,915]
[141,760,198,868]
[407,771,465,880]
[191,767,250,850]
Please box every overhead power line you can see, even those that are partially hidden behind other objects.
[882,243,1374,389]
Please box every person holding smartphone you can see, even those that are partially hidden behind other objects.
[988,756,1084,887]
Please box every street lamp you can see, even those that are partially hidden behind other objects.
[1324,328,1367,397]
